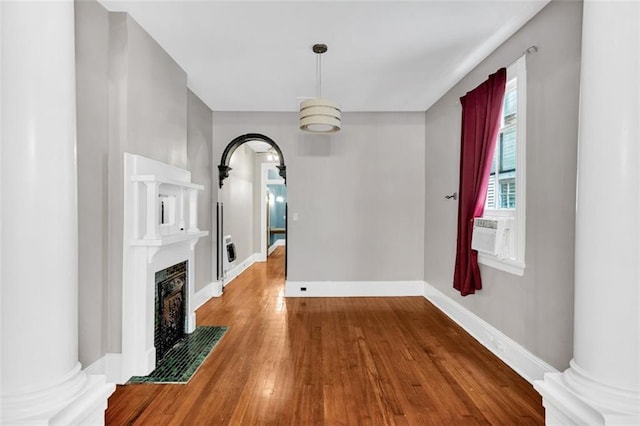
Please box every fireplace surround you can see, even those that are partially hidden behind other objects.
[121,153,208,382]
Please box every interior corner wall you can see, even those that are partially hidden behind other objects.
[75,0,110,368]
[187,89,213,292]
[423,0,582,370]
[219,145,256,266]
[76,0,191,363]
[212,112,426,282]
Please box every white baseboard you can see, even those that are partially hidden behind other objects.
[423,281,557,384]
[223,254,256,287]
[212,281,223,297]
[284,280,425,297]
[193,281,220,307]
[188,313,196,333]
[83,353,124,385]
[268,239,286,256]
[83,356,106,377]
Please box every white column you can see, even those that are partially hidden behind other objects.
[144,181,160,239]
[189,188,199,232]
[0,1,114,424]
[534,1,640,424]
[178,188,186,231]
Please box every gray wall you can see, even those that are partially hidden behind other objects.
[187,90,213,292]
[106,12,188,355]
[123,15,187,168]
[423,0,582,370]
[220,145,256,265]
[75,0,110,367]
[212,112,426,282]
[76,0,211,365]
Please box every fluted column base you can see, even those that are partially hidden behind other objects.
[536,361,640,425]
[1,363,114,425]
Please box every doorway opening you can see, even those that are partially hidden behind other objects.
[216,133,287,285]
[263,164,287,259]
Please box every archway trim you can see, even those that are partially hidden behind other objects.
[218,133,286,188]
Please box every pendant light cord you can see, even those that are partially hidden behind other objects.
[316,51,322,98]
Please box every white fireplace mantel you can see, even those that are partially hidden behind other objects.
[120,153,208,383]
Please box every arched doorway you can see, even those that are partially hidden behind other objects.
[218,133,285,188]
[216,133,287,284]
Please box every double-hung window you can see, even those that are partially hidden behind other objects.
[478,56,526,276]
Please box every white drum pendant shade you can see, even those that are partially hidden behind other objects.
[300,43,341,133]
[299,98,341,133]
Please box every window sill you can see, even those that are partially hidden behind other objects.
[478,252,525,276]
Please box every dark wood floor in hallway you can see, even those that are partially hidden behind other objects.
[106,247,544,425]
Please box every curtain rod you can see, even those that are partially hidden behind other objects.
[509,45,538,67]
[453,45,539,106]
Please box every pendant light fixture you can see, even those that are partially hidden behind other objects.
[299,44,341,133]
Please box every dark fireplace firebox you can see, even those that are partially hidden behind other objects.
[155,261,187,363]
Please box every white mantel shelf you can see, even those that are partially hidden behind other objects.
[130,230,208,247]
[130,174,204,191]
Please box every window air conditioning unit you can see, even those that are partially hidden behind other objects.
[471,217,511,258]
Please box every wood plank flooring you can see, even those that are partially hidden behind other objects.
[106,247,544,425]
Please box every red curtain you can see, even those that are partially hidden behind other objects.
[453,68,506,296]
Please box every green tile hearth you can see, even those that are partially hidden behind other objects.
[127,326,227,384]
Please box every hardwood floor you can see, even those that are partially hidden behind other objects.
[106,247,544,425]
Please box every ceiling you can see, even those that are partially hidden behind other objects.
[99,0,549,113]
[245,140,273,153]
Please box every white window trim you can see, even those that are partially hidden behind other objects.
[478,55,526,276]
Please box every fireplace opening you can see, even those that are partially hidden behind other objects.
[155,261,187,364]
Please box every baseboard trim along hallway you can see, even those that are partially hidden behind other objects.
[285,279,556,385]
[193,281,220,306]
[423,281,558,384]
[107,248,545,423]
[284,281,425,297]
[223,254,257,287]
[92,275,556,387]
